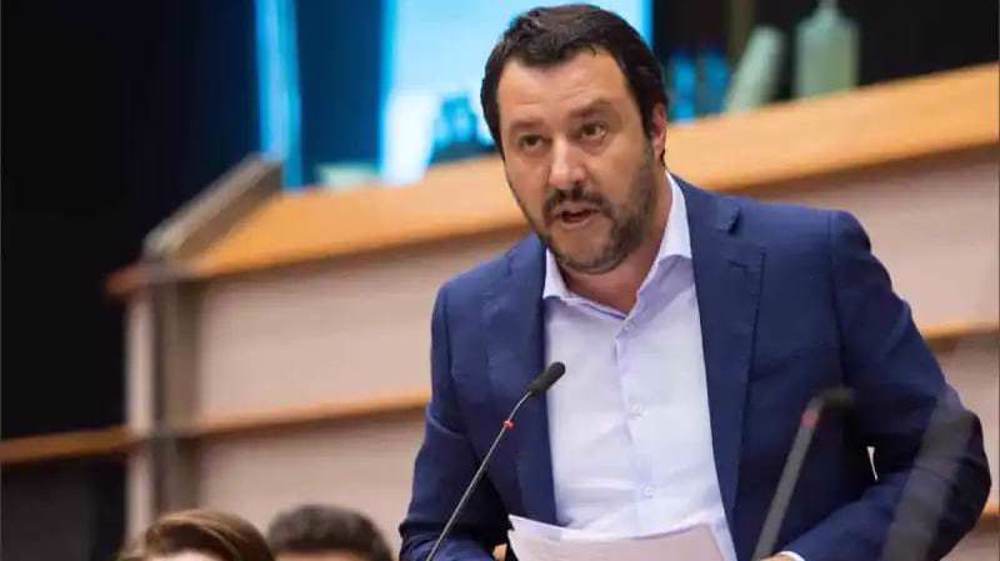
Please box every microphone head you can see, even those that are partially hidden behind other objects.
[527,362,566,396]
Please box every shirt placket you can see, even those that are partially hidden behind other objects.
[616,304,660,532]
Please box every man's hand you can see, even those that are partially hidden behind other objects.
[762,554,801,561]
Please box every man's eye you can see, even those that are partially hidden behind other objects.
[518,135,544,151]
[580,122,607,141]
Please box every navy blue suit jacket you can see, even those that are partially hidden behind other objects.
[400,181,990,561]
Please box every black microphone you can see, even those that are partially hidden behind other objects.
[752,387,856,561]
[423,362,567,561]
[526,361,566,396]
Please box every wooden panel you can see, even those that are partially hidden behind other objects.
[178,391,429,441]
[188,327,998,556]
[191,427,999,557]
[935,335,1000,507]
[8,321,992,466]
[105,64,998,290]
[925,321,1000,353]
[983,502,999,524]
[190,157,522,280]
[182,321,996,441]
[665,65,997,191]
[0,427,137,466]
[923,321,1000,345]
[157,153,993,426]
[195,416,424,551]
[191,234,518,419]
[758,152,998,328]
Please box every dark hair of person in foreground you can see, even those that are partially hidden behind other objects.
[267,504,394,561]
[118,508,275,561]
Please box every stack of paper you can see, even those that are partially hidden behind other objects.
[507,516,725,561]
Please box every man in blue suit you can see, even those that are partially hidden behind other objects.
[400,6,990,561]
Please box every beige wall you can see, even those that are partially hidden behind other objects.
[194,235,519,418]
[756,152,998,327]
[937,335,1000,506]
[197,415,423,543]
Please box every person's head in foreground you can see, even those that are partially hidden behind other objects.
[481,3,669,282]
[267,504,394,561]
[119,509,274,561]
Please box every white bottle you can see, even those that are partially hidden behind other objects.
[794,0,859,98]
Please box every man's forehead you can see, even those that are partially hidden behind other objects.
[496,49,631,115]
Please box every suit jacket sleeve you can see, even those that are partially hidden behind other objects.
[399,285,508,561]
[784,211,991,561]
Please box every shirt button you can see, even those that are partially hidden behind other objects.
[642,486,655,498]
[629,403,644,418]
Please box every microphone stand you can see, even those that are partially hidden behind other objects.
[752,387,854,560]
[423,362,566,561]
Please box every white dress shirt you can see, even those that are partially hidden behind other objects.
[543,176,739,560]
[542,176,804,561]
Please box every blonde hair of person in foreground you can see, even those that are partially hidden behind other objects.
[118,509,275,561]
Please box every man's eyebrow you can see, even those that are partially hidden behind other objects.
[505,99,617,135]
[506,117,544,136]
[568,98,615,119]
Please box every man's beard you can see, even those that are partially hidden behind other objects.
[512,146,660,275]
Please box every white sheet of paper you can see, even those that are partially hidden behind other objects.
[508,515,724,561]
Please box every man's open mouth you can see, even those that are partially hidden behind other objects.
[560,209,597,224]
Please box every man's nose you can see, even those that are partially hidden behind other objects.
[547,138,586,190]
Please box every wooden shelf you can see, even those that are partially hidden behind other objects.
[175,390,430,441]
[107,64,999,293]
[982,501,999,525]
[924,321,1000,353]
[0,395,429,467]
[3,404,995,528]
[922,321,999,342]
[0,426,138,467]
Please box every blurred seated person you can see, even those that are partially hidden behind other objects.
[267,504,393,561]
[119,509,274,561]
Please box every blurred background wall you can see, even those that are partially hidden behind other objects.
[2,1,997,560]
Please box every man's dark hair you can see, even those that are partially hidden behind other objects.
[266,504,393,561]
[481,4,667,156]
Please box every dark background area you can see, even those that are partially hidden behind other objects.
[2,0,384,558]
[1,0,995,560]
[652,0,999,101]
[2,0,259,439]
[3,1,258,559]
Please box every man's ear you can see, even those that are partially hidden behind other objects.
[649,103,668,165]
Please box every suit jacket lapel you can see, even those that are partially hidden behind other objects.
[681,180,764,528]
[483,235,558,524]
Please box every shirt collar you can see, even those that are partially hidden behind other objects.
[543,173,690,300]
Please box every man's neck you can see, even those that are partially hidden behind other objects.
[561,176,671,314]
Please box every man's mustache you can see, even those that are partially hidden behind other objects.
[543,185,613,225]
